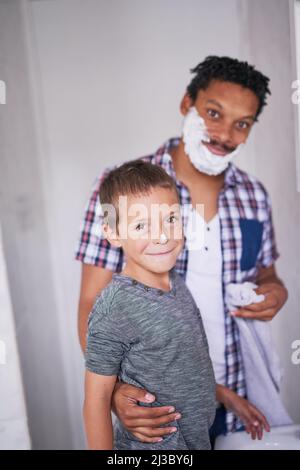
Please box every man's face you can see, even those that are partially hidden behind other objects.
[109,187,183,275]
[183,79,260,156]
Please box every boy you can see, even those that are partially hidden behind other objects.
[83,160,216,450]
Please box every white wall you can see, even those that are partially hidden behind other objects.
[0,0,299,449]
[293,0,300,190]
[0,223,31,450]
[0,0,72,449]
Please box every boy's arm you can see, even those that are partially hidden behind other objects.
[83,370,117,450]
[78,264,113,353]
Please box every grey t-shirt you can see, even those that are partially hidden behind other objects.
[85,267,216,450]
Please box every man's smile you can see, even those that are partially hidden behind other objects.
[202,140,236,157]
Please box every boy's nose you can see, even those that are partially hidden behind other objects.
[154,232,168,244]
[160,233,168,244]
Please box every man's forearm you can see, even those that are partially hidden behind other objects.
[255,264,286,290]
[216,384,229,406]
[257,272,285,287]
[216,384,238,410]
[257,274,288,307]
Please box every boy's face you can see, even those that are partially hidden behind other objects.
[105,187,183,275]
[181,79,260,156]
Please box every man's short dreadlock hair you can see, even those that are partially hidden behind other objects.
[186,56,271,121]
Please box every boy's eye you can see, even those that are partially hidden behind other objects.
[207,109,220,119]
[135,222,146,231]
[166,215,178,224]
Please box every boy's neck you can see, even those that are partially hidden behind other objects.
[121,262,172,292]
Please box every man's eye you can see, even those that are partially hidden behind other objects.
[207,109,220,119]
[237,121,250,130]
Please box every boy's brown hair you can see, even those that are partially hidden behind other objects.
[99,159,179,229]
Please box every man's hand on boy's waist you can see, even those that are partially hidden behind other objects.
[111,381,182,443]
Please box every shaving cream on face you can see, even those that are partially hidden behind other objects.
[182,106,244,175]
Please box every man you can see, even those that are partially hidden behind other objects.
[75,56,288,444]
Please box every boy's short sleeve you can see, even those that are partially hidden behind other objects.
[258,192,280,269]
[85,291,132,376]
[75,170,124,272]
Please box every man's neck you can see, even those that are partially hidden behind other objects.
[169,137,225,189]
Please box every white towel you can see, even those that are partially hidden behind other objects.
[226,283,293,427]
[226,282,265,312]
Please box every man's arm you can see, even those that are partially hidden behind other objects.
[216,384,270,440]
[231,264,288,321]
[111,383,181,443]
[78,264,113,352]
[83,370,116,449]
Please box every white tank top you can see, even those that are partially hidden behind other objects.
[185,206,226,385]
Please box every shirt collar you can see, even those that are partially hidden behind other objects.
[153,137,180,181]
[224,162,244,188]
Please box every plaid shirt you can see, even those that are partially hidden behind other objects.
[75,137,279,432]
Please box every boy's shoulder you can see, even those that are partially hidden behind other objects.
[91,275,140,320]
[88,277,139,343]
[172,268,197,301]
[172,267,188,289]
[90,277,125,321]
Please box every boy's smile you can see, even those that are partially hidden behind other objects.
[145,246,177,256]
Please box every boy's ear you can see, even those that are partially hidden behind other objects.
[101,223,122,248]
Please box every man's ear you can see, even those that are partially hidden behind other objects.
[101,223,122,248]
[180,93,193,116]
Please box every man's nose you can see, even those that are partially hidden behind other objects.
[210,123,234,144]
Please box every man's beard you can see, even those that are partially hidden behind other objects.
[182,106,244,176]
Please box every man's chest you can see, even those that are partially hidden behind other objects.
[177,184,267,283]
[184,181,220,224]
